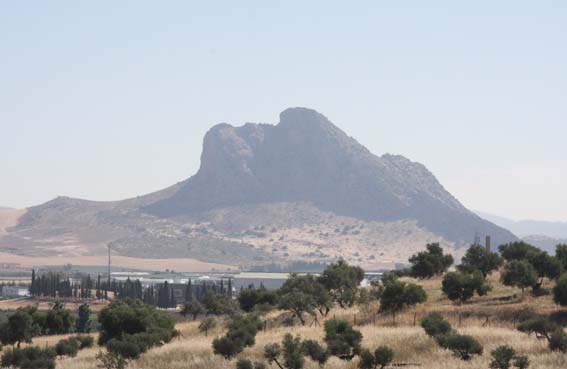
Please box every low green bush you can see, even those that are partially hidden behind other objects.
[1,346,56,369]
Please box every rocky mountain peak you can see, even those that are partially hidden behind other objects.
[144,108,516,248]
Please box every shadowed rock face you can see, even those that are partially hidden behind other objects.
[146,107,516,247]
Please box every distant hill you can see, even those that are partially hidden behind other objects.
[0,108,516,268]
[0,207,13,210]
[476,211,567,239]
[521,235,567,254]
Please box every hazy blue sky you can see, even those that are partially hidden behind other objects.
[1,1,565,221]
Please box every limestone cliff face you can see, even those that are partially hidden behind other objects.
[146,107,516,247]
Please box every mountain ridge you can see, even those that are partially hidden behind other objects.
[476,210,567,239]
[0,108,517,268]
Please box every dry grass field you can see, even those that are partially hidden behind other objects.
[0,251,234,272]
[2,273,566,369]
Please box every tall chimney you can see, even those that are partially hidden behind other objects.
[485,235,491,253]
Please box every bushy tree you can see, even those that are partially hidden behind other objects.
[0,309,34,347]
[528,251,562,289]
[408,243,453,279]
[358,346,394,369]
[263,334,306,369]
[500,260,538,292]
[442,271,490,303]
[301,339,328,366]
[238,287,278,312]
[458,244,503,277]
[379,280,427,324]
[489,345,516,369]
[420,312,452,337]
[45,301,76,335]
[212,336,243,360]
[181,301,204,320]
[97,299,176,359]
[436,333,483,361]
[55,337,80,357]
[213,313,262,359]
[278,274,318,325]
[323,319,362,360]
[549,329,567,352]
[553,274,567,307]
[237,358,254,369]
[319,259,364,308]
[203,292,238,315]
[489,345,530,369]
[282,334,305,369]
[555,244,567,270]
[513,355,530,369]
[517,317,558,341]
[499,242,540,262]
[76,303,92,333]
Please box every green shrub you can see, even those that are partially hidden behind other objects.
[212,313,262,359]
[301,339,328,366]
[1,346,56,369]
[55,337,80,357]
[212,336,244,359]
[490,345,516,369]
[323,319,362,360]
[97,299,175,359]
[282,334,305,369]
[517,317,558,340]
[107,336,143,359]
[76,335,95,349]
[513,355,530,369]
[238,287,278,312]
[553,274,567,306]
[236,358,254,369]
[420,312,452,337]
[436,333,483,360]
[408,243,454,279]
[358,346,394,369]
[263,334,306,369]
[549,329,567,352]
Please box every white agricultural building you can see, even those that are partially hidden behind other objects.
[1,285,30,298]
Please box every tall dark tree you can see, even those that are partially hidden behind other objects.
[379,280,427,324]
[323,319,362,361]
[0,309,34,347]
[528,251,562,289]
[553,274,567,307]
[76,303,92,333]
[457,245,503,277]
[278,274,319,325]
[408,243,453,279]
[500,260,538,293]
[442,271,490,303]
[499,242,540,262]
[319,259,364,308]
[555,244,567,270]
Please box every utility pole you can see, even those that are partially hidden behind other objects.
[108,244,111,289]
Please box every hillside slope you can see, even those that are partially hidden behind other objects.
[0,108,516,268]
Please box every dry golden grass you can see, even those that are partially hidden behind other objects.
[6,274,567,369]
[51,321,567,369]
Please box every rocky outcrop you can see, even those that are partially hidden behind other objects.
[146,107,515,247]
